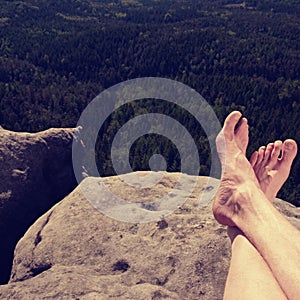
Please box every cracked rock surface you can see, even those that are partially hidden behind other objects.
[0,127,79,284]
[1,171,299,299]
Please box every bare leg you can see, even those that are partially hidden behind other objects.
[217,112,288,299]
[214,111,300,300]
[224,227,288,300]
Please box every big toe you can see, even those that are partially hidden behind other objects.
[222,111,242,140]
[281,139,298,167]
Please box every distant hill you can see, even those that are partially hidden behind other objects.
[0,0,299,205]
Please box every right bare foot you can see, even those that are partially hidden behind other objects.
[250,139,298,202]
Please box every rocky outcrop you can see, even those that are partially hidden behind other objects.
[0,171,299,299]
[0,127,79,284]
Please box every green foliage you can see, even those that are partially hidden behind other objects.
[0,0,299,205]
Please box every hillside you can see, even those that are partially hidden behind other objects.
[0,0,299,204]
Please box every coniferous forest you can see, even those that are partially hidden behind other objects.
[0,0,299,205]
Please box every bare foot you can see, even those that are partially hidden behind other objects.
[250,139,298,202]
[213,111,260,226]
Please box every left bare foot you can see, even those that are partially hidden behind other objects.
[213,111,261,226]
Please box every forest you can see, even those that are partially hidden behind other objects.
[0,0,299,205]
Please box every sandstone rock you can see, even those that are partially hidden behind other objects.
[0,127,79,284]
[0,265,180,300]
[0,171,298,299]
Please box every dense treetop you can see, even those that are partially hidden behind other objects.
[0,0,299,205]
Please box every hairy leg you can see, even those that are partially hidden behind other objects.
[214,111,300,300]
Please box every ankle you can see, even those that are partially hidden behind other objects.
[227,226,244,242]
[230,182,267,225]
[233,189,275,238]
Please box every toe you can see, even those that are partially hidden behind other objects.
[269,140,283,167]
[256,146,266,164]
[263,143,274,163]
[250,151,258,167]
[222,111,242,141]
[235,118,249,154]
[281,139,298,166]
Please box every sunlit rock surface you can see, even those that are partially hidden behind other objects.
[1,171,299,299]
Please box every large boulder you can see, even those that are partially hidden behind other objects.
[0,127,79,284]
[0,171,299,299]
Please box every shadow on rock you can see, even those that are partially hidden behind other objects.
[0,127,80,284]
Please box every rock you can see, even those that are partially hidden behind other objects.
[0,127,79,284]
[0,171,298,299]
[0,265,180,300]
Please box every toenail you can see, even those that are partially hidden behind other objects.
[285,143,294,150]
